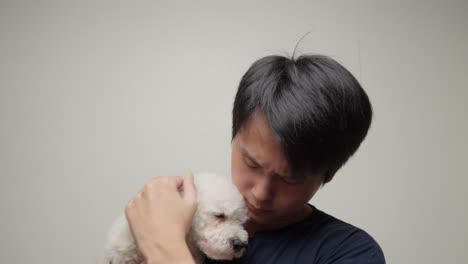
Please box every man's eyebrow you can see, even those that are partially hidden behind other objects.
[240,147,290,178]
[240,148,261,167]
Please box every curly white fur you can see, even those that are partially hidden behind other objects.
[100,172,249,264]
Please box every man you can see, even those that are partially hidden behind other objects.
[125,54,385,263]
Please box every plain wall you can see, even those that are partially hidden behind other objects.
[1,1,467,263]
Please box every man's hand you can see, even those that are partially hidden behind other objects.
[125,173,197,263]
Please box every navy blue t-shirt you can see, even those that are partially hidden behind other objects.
[206,205,385,264]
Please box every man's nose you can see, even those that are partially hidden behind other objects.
[252,177,274,201]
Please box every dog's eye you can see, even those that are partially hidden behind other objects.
[214,213,225,219]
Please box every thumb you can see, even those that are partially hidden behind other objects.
[182,172,197,204]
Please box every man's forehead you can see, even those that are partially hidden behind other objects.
[240,112,279,143]
[237,138,290,178]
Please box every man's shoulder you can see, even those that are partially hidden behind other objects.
[297,207,385,263]
[249,206,386,263]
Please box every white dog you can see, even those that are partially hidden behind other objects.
[101,172,249,264]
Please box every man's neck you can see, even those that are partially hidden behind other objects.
[246,204,313,236]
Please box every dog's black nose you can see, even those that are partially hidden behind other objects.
[231,239,247,252]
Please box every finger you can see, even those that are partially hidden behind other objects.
[182,172,197,203]
[169,176,184,190]
[147,176,182,191]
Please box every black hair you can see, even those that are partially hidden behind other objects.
[232,54,373,183]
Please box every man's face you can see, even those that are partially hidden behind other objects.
[231,112,324,230]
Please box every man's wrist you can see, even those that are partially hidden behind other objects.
[143,237,195,264]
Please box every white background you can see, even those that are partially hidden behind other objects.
[1,1,467,263]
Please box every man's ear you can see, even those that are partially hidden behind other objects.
[323,168,337,184]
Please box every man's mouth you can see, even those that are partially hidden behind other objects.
[246,200,273,215]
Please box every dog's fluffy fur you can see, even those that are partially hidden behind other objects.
[100,172,249,264]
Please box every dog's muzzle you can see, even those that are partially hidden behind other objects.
[231,239,248,253]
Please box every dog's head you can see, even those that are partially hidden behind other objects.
[190,172,249,260]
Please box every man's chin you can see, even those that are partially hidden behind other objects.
[248,211,275,224]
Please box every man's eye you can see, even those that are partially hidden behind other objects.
[214,213,225,219]
[245,159,259,169]
[246,163,258,169]
[282,177,300,185]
